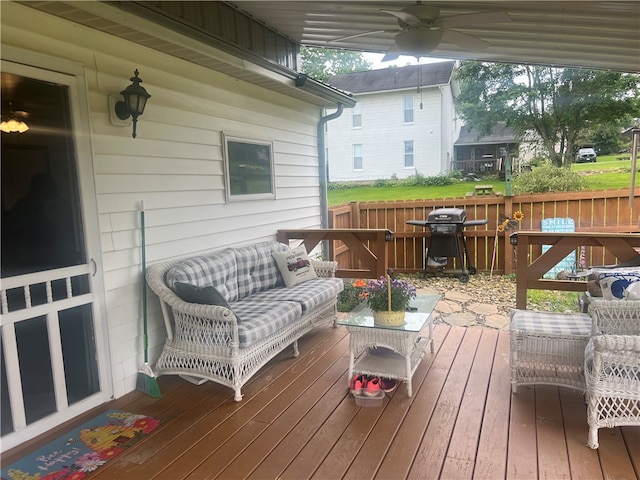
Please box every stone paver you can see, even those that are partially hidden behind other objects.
[442,311,477,327]
[484,314,511,330]
[468,303,499,315]
[444,290,473,303]
[435,300,462,314]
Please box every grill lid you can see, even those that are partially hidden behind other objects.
[427,208,467,224]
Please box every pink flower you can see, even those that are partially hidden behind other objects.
[133,417,160,434]
[74,451,106,472]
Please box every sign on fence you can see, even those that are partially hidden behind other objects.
[542,217,576,278]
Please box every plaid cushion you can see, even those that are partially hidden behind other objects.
[234,241,287,299]
[166,248,239,302]
[510,309,592,336]
[244,277,343,314]
[230,300,302,347]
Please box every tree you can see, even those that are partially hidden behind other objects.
[454,63,640,166]
[300,47,371,83]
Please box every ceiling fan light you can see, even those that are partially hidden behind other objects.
[0,117,29,134]
[395,28,444,55]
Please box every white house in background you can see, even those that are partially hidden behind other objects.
[0,1,354,449]
[326,61,460,182]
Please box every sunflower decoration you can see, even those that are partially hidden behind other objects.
[497,210,525,232]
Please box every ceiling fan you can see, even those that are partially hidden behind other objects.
[334,2,512,61]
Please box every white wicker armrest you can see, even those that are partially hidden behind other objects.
[146,260,240,346]
[311,259,338,278]
[588,300,640,335]
[585,334,640,448]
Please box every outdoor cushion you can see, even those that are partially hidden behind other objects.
[510,310,592,336]
[272,244,318,287]
[172,282,233,311]
[166,248,239,301]
[243,277,343,314]
[598,268,640,300]
[234,241,287,299]
[229,300,302,347]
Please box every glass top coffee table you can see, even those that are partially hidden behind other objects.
[337,294,440,397]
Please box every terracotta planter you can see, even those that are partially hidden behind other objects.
[372,310,405,326]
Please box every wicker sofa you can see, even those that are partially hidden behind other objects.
[146,240,343,401]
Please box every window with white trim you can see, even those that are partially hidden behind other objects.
[404,140,415,168]
[403,95,414,124]
[353,144,363,170]
[223,133,275,202]
[352,102,362,128]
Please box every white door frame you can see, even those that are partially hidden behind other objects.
[1,47,112,450]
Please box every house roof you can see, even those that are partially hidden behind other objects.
[454,123,518,146]
[329,61,454,94]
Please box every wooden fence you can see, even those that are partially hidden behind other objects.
[328,189,640,277]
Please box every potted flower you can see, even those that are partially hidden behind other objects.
[364,275,417,326]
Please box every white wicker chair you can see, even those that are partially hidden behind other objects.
[584,334,640,449]
[584,300,640,449]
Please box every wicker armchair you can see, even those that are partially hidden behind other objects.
[584,334,640,449]
[588,299,640,335]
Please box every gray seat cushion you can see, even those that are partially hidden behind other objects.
[230,300,302,347]
[510,310,592,336]
[234,241,288,299]
[244,277,343,314]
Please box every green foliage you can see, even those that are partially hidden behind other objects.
[512,161,588,194]
[454,62,640,166]
[299,47,371,82]
[591,124,626,155]
[337,280,365,312]
[527,290,580,312]
[399,172,457,187]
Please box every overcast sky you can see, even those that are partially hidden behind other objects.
[363,52,451,70]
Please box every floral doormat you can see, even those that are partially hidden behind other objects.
[1,409,160,480]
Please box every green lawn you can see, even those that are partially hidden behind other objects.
[327,155,635,206]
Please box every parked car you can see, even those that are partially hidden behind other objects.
[575,148,597,163]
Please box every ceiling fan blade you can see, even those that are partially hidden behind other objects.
[381,43,401,62]
[381,52,401,62]
[441,29,490,51]
[381,9,422,27]
[331,29,391,43]
[437,11,511,29]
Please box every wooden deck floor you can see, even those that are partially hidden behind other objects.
[4,324,639,479]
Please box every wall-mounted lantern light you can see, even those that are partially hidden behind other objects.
[114,69,151,138]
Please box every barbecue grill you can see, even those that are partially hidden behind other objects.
[407,208,488,283]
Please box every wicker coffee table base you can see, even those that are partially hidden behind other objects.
[345,322,434,397]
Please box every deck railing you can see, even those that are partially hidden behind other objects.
[512,231,640,309]
[328,189,639,277]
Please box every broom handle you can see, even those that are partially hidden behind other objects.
[141,201,148,363]
[387,274,391,312]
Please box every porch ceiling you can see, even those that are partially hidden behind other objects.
[21,2,640,91]
[232,1,640,73]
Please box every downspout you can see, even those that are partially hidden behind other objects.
[318,103,344,228]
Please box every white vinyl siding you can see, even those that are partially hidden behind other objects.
[404,140,415,168]
[326,86,450,182]
[2,3,325,403]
